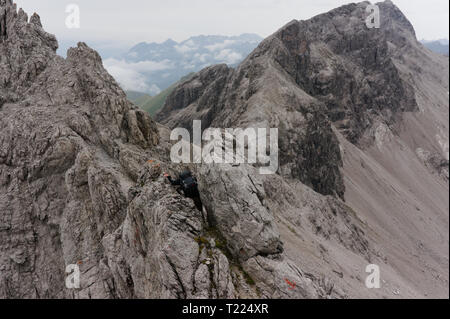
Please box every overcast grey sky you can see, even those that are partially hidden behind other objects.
[15,0,449,50]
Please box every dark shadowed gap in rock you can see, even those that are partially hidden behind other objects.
[192,196,203,212]
[1,11,6,40]
[172,177,204,212]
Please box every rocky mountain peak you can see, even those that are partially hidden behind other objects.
[0,0,57,49]
[379,0,417,37]
[1,0,448,300]
[158,0,421,146]
[1,0,59,107]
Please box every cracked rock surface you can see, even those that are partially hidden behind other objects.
[1,0,448,299]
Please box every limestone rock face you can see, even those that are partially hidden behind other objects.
[1,0,449,299]
[158,0,449,299]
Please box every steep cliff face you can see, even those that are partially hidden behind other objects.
[157,0,449,298]
[0,0,448,299]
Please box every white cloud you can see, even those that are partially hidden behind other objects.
[214,49,242,64]
[104,63,149,92]
[194,52,210,63]
[183,63,196,70]
[183,39,196,47]
[175,44,197,54]
[103,58,172,92]
[104,58,174,73]
[206,39,236,52]
[199,54,210,63]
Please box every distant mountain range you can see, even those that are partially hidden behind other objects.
[126,73,194,117]
[104,34,262,95]
[421,39,449,55]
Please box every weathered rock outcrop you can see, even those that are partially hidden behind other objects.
[0,0,337,299]
[0,0,161,298]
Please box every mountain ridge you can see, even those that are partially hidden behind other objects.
[104,33,263,95]
[0,0,448,299]
[157,0,449,297]
[421,39,449,55]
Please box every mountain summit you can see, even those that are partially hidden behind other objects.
[157,0,449,297]
[0,0,448,299]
